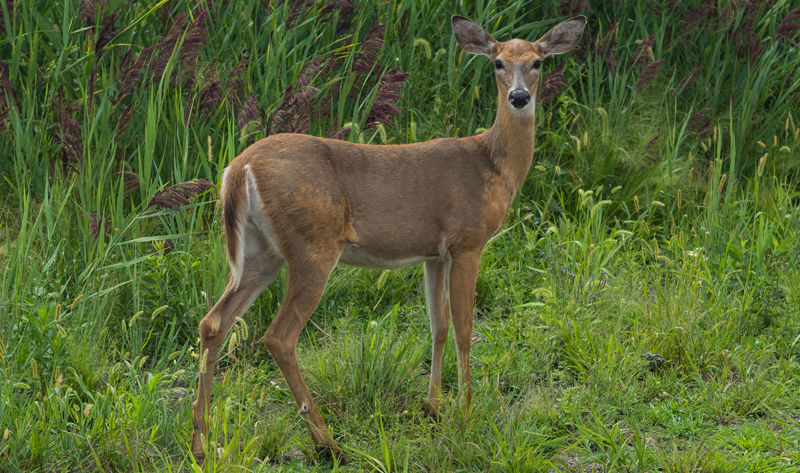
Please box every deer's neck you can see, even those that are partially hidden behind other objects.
[479,98,537,197]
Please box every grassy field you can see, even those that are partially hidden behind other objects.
[2,0,800,471]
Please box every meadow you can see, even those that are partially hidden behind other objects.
[1,0,800,471]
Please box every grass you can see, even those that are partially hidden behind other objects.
[1,0,800,471]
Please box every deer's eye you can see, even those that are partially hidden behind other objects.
[494,59,504,70]
[532,60,542,70]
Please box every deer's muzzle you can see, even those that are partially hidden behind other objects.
[508,89,530,109]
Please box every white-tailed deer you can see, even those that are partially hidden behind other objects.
[191,14,586,461]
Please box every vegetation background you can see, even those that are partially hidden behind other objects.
[1,0,800,471]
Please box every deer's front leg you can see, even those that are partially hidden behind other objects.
[423,258,451,416]
[448,251,481,408]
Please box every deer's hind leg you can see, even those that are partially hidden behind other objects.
[261,249,342,457]
[191,224,283,462]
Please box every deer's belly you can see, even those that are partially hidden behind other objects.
[338,244,439,269]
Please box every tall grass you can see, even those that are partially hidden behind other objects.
[1,0,799,471]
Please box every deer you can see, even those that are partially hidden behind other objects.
[190,14,586,462]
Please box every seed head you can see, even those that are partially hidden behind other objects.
[147,179,215,212]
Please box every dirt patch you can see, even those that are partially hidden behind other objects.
[552,451,605,473]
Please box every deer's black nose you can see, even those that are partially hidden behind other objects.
[508,89,530,109]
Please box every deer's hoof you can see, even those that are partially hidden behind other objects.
[192,449,205,465]
[191,430,206,464]
[315,444,346,464]
[422,401,441,422]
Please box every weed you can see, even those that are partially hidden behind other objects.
[1,1,799,471]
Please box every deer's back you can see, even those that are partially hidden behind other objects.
[228,133,503,260]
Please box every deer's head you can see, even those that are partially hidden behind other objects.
[452,15,586,117]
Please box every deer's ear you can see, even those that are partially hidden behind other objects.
[536,16,586,58]
[452,15,497,57]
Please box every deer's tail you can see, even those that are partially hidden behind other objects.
[220,165,248,290]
